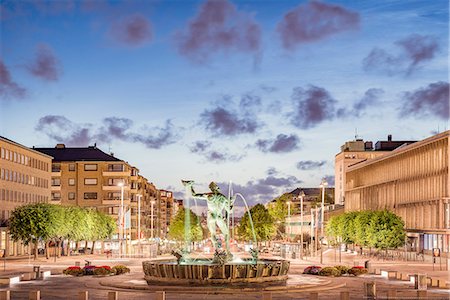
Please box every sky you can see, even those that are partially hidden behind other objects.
[1,0,448,209]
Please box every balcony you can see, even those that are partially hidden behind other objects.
[102,185,131,191]
[102,199,130,206]
[51,186,61,191]
[102,170,130,177]
[51,171,61,176]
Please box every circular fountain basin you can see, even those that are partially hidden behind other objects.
[142,258,290,285]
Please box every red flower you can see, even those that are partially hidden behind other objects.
[67,266,81,270]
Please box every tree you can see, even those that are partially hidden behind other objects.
[366,210,405,249]
[267,193,296,223]
[354,211,373,247]
[168,207,203,242]
[239,204,275,243]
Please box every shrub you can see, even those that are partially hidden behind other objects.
[93,266,112,276]
[318,267,341,277]
[63,266,83,276]
[303,266,322,275]
[334,265,350,275]
[112,265,130,275]
[83,265,97,275]
[348,266,368,276]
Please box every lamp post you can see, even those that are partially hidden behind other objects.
[319,179,328,264]
[118,181,124,257]
[299,191,305,260]
[150,200,156,239]
[287,201,291,242]
[137,194,142,244]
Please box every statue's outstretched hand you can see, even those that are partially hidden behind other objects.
[182,180,194,187]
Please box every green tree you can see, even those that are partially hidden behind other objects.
[354,211,373,247]
[367,210,405,249]
[239,204,275,243]
[267,193,296,223]
[168,207,203,242]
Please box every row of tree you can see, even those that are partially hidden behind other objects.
[9,203,116,259]
[326,210,406,249]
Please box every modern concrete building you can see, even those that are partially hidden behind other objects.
[344,131,449,257]
[0,136,53,257]
[335,135,416,205]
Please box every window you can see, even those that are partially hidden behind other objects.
[0,169,3,180]
[69,164,75,171]
[51,192,61,200]
[84,192,97,200]
[108,164,124,172]
[107,192,121,200]
[84,164,97,171]
[68,192,75,200]
[0,148,4,159]
[51,178,61,186]
[84,178,98,185]
[68,178,75,186]
[52,164,61,172]
[108,178,125,186]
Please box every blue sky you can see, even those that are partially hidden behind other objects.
[1,0,448,208]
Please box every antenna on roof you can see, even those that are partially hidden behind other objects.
[354,128,359,140]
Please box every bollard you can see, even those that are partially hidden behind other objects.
[416,290,427,299]
[309,292,318,300]
[78,291,89,300]
[364,282,376,300]
[29,291,40,300]
[261,291,272,300]
[414,274,427,290]
[340,291,349,300]
[108,291,118,300]
[387,290,397,299]
[0,291,10,300]
[155,291,166,300]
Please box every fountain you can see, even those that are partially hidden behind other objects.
[142,180,290,285]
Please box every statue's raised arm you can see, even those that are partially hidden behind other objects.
[182,180,208,200]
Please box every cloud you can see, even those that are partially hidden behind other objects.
[288,85,337,129]
[35,115,93,146]
[296,160,327,170]
[189,140,243,163]
[256,134,300,153]
[36,115,178,149]
[363,34,439,76]
[399,81,449,120]
[277,1,359,50]
[0,60,27,100]
[27,44,62,81]
[337,88,384,118]
[175,0,261,64]
[110,13,152,46]
[239,93,262,113]
[323,175,335,187]
[200,106,261,136]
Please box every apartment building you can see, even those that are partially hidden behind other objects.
[34,144,160,242]
[157,189,174,239]
[335,135,416,205]
[0,136,52,257]
[344,131,449,257]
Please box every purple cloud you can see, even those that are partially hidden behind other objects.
[337,88,384,118]
[175,0,261,63]
[110,13,152,46]
[27,44,62,81]
[289,85,337,129]
[277,1,359,50]
[400,81,449,120]
[256,134,300,153]
[296,160,327,170]
[36,115,177,149]
[200,106,261,136]
[189,140,243,163]
[323,175,335,187]
[363,34,439,76]
[0,60,27,100]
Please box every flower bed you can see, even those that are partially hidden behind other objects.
[302,265,368,277]
[348,266,368,276]
[303,266,322,275]
[63,265,129,276]
[318,267,341,277]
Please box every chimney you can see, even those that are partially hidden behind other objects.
[56,144,65,149]
[388,134,392,141]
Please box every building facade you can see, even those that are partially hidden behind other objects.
[344,131,449,257]
[157,189,174,239]
[335,135,416,205]
[0,136,52,257]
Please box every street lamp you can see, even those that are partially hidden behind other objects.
[137,194,142,244]
[319,179,328,264]
[299,190,305,260]
[287,200,291,242]
[118,181,124,257]
[150,200,156,239]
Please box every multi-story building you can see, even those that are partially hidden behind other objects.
[157,189,174,239]
[0,136,52,257]
[34,144,158,243]
[335,135,416,205]
[344,131,449,257]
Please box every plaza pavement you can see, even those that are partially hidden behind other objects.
[0,250,449,299]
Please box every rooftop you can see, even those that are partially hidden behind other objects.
[34,144,121,162]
